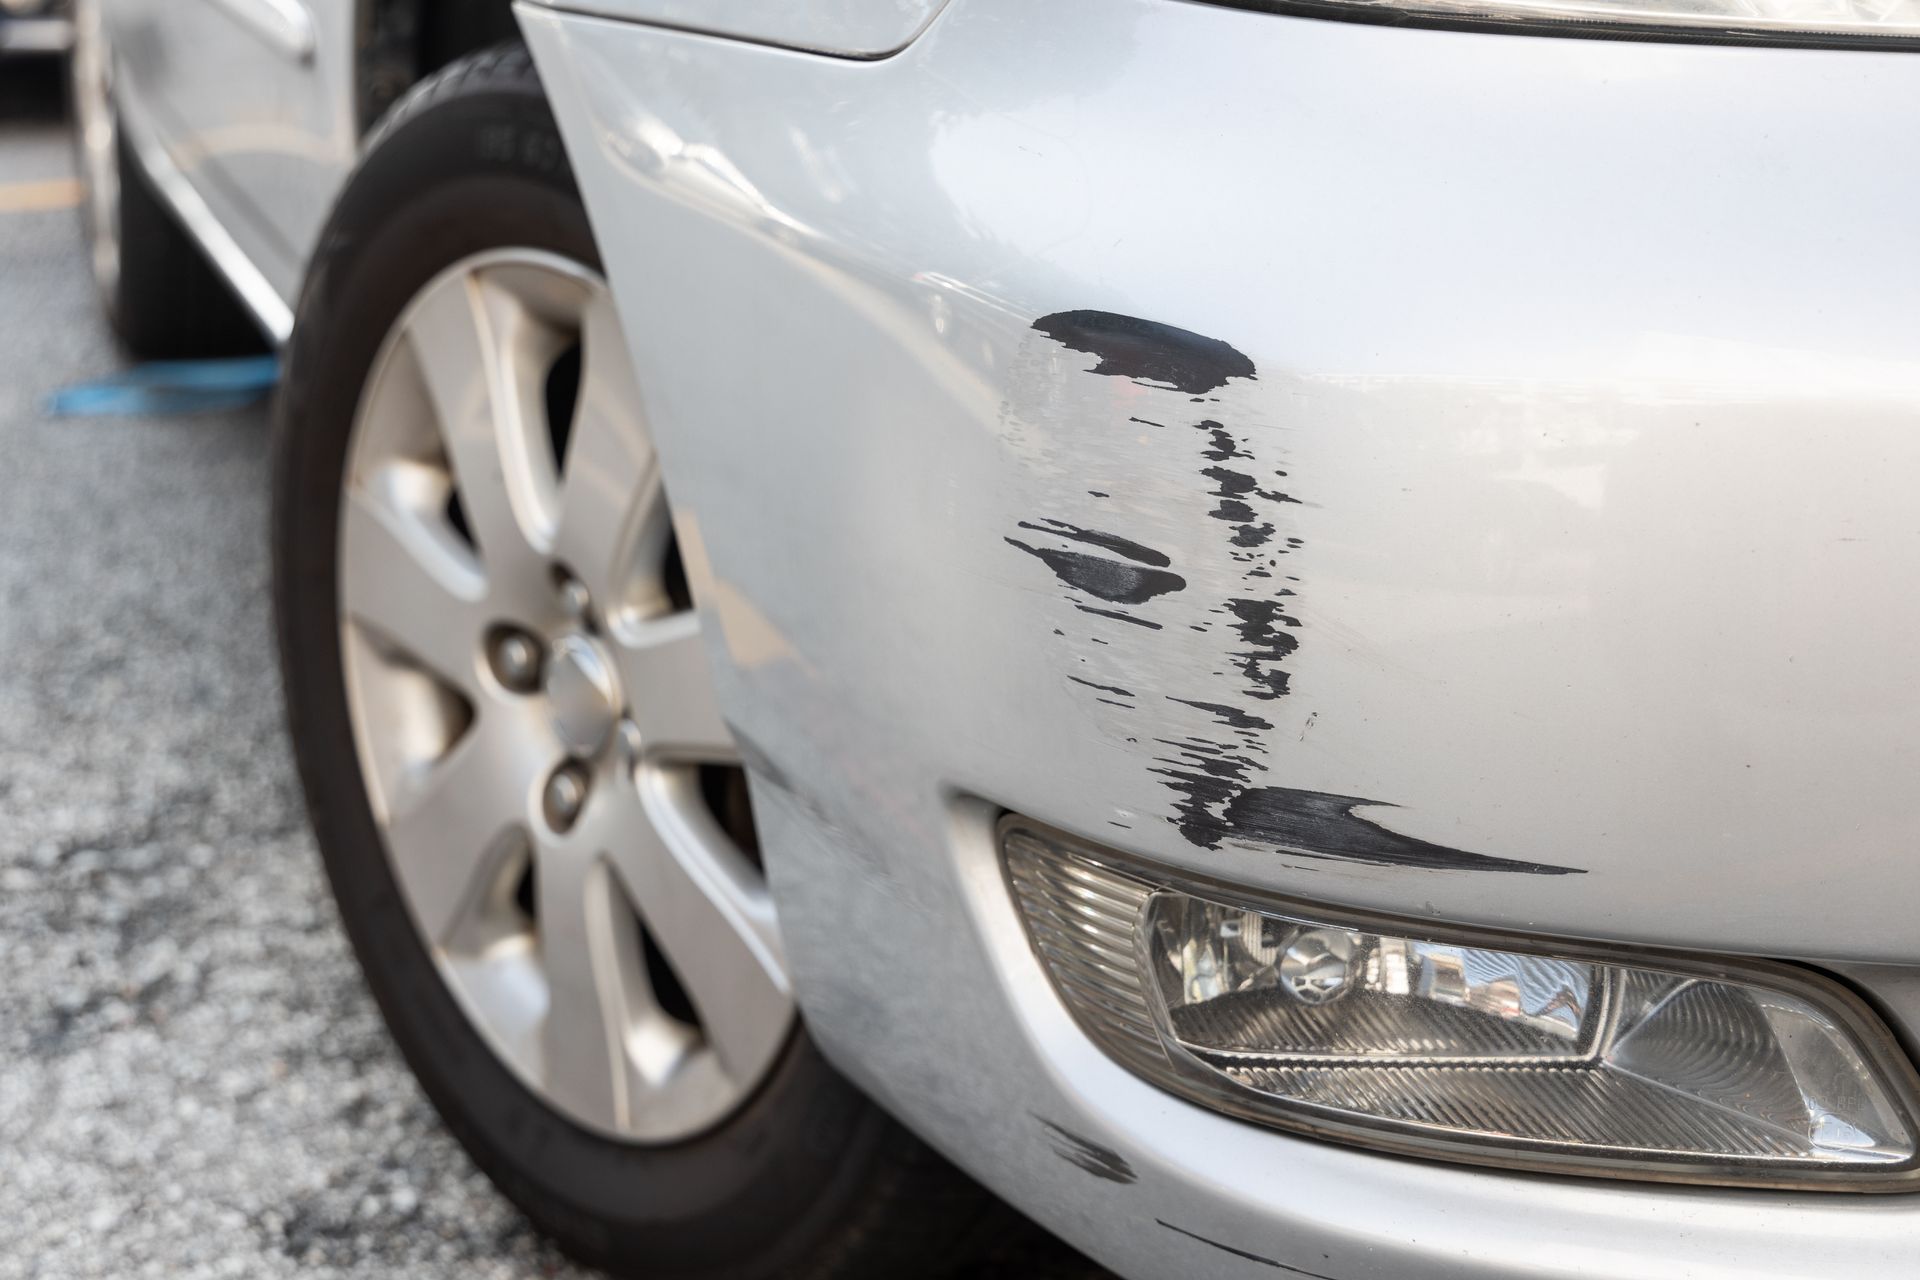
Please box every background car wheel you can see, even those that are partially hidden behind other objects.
[272,44,1002,1280]
[68,0,263,359]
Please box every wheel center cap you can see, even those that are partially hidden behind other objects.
[545,634,619,757]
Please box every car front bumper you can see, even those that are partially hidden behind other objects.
[523,0,1920,1272]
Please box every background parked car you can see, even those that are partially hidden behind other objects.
[0,0,70,56]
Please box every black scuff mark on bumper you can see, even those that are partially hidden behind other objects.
[1197,420,1248,461]
[1004,537,1187,606]
[1035,1116,1137,1185]
[1156,1219,1340,1278]
[1223,596,1302,701]
[1025,310,1580,876]
[1016,518,1170,567]
[1150,717,1579,873]
[1076,603,1164,630]
[1070,676,1136,698]
[1032,310,1257,395]
[1166,697,1272,731]
[1224,786,1583,875]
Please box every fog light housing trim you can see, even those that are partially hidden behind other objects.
[1002,817,1920,1190]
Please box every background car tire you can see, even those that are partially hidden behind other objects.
[272,44,1003,1280]
[68,0,263,359]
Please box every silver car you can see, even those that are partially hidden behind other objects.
[0,0,70,55]
[72,0,1920,1275]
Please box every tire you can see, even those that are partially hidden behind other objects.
[68,0,264,359]
[271,44,1000,1280]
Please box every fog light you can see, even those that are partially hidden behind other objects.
[1003,818,1920,1189]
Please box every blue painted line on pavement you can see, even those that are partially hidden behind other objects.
[46,355,280,418]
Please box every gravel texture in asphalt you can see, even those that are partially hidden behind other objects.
[0,70,1107,1280]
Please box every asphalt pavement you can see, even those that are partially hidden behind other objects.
[0,62,1106,1280]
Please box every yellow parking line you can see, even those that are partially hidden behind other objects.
[0,177,83,213]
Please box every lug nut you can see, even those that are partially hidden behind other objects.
[555,571,592,621]
[616,717,643,765]
[543,764,589,832]
[488,629,543,693]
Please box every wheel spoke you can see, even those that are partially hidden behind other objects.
[536,850,632,1131]
[339,473,487,693]
[604,780,791,1084]
[615,612,736,761]
[382,714,544,946]
[554,290,669,609]
[406,268,559,601]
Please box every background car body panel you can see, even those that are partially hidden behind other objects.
[0,0,72,56]
[517,0,1920,1272]
[100,0,357,304]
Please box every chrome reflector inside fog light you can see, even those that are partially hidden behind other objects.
[1003,819,1920,1188]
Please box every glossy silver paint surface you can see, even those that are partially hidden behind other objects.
[99,0,353,306]
[521,0,946,56]
[204,0,316,63]
[107,67,297,340]
[521,0,1920,958]
[519,0,1920,1273]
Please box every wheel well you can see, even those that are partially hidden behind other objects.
[355,0,523,133]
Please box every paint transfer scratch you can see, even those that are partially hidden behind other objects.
[1033,310,1257,395]
[1023,309,1576,875]
[1016,519,1170,567]
[1005,537,1186,605]
[1037,1117,1137,1185]
[1156,1219,1340,1279]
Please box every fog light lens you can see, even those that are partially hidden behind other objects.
[1004,819,1920,1188]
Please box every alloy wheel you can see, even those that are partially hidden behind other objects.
[338,250,792,1143]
